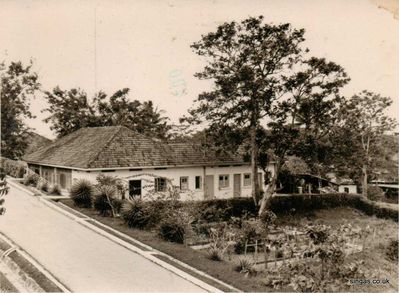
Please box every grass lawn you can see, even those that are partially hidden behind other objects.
[59,198,398,292]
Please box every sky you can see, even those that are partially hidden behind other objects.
[1,0,398,139]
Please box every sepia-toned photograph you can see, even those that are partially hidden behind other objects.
[0,0,398,292]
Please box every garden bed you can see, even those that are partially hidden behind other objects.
[59,196,398,293]
[59,198,263,292]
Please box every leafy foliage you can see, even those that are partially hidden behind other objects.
[93,185,121,216]
[207,247,225,261]
[159,216,186,244]
[367,185,385,202]
[184,16,350,214]
[329,91,397,195]
[48,183,61,195]
[95,174,127,199]
[1,61,40,159]
[43,87,171,138]
[23,172,39,186]
[234,258,257,277]
[385,239,398,262]
[0,167,9,215]
[0,157,26,178]
[184,16,309,202]
[36,178,48,192]
[70,179,94,208]
[121,199,152,229]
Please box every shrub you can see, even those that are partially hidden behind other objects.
[121,199,151,229]
[386,239,398,262]
[367,185,385,201]
[195,197,257,222]
[234,221,261,254]
[234,240,246,255]
[269,193,398,222]
[142,200,177,227]
[93,185,121,216]
[49,184,61,195]
[70,179,94,208]
[36,179,48,192]
[234,258,256,276]
[1,157,26,178]
[158,214,186,244]
[259,210,277,226]
[23,173,39,186]
[207,247,224,261]
[96,174,127,199]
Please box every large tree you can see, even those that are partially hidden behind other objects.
[43,87,171,138]
[185,17,349,214]
[330,91,397,196]
[257,57,349,213]
[185,16,307,203]
[1,61,40,159]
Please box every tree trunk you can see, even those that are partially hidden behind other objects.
[250,124,260,205]
[362,164,368,197]
[258,172,277,216]
[106,194,116,217]
[258,159,283,216]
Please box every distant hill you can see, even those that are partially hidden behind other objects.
[23,132,52,155]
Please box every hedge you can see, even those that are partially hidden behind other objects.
[0,157,26,178]
[195,198,258,222]
[189,194,398,223]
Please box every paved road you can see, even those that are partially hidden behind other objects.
[0,184,207,292]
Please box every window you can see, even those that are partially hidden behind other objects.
[344,187,349,193]
[219,174,229,188]
[129,180,142,198]
[243,173,251,186]
[195,176,202,189]
[155,177,166,192]
[59,173,66,189]
[180,176,189,190]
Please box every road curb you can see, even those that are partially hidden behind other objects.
[0,232,71,293]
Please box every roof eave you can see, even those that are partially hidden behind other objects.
[23,160,250,171]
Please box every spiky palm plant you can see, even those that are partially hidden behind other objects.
[121,199,150,228]
[70,179,94,208]
[207,247,224,261]
[234,257,256,276]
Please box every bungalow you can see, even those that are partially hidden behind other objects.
[22,126,273,200]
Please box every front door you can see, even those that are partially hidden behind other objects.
[204,175,214,199]
[234,174,241,197]
[129,180,142,198]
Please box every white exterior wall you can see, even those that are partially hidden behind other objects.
[338,185,357,194]
[72,163,275,201]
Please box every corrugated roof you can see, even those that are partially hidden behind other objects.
[22,126,245,169]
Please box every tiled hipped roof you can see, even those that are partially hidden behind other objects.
[22,126,245,169]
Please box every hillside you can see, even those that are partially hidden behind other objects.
[23,132,52,155]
